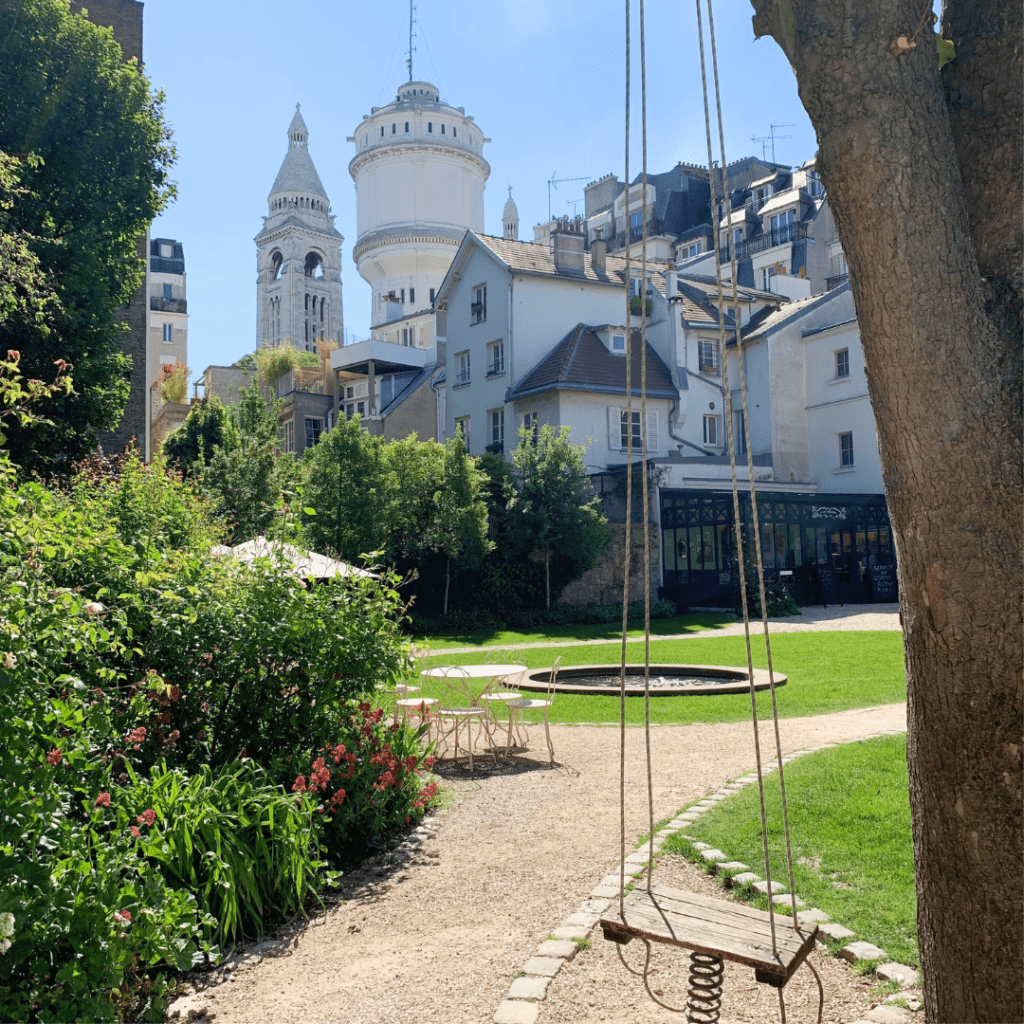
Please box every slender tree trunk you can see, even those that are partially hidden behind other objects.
[749,3,1022,1021]
[545,551,551,610]
[444,557,450,617]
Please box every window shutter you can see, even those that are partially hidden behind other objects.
[646,410,659,452]
[608,407,622,449]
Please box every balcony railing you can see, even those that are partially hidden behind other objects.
[487,360,504,376]
[150,296,187,313]
[826,272,850,290]
[720,221,809,263]
[277,366,327,397]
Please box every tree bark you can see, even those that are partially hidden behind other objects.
[749,2,1022,1021]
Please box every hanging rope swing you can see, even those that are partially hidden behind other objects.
[598,2,824,1021]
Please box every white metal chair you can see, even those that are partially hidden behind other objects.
[433,668,491,770]
[508,657,560,765]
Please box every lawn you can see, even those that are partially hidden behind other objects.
[662,734,918,966]
[411,631,906,726]
[413,611,736,650]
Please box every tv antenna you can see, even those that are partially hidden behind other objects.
[566,198,583,216]
[547,171,589,222]
[751,123,793,164]
[406,0,417,81]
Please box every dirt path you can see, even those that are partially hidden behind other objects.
[179,698,907,1024]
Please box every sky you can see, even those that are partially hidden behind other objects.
[145,0,821,376]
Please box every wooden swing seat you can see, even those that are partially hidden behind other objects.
[600,884,818,988]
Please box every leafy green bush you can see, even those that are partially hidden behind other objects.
[285,701,438,864]
[123,761,329,945]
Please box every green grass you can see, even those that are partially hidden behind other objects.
[414,612,736,650]
[412,631,905,726]
[663,734,917,965]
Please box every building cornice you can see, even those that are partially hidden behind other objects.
[352,227,465,264]
[254,220,344,248]
[349,138,490,182]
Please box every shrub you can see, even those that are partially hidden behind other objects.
[284,702,437,864]
[156,362,189,404]
[124,761,329,945]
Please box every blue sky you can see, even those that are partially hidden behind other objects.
[145,0,819,375]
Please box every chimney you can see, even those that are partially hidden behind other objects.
[591,237,607,274]
[552,222,585,274]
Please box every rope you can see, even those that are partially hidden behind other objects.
[704,0,799,923]
[618,0,632,922]
[639,0,655,897]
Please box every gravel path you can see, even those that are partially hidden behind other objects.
[172,609,906,1024]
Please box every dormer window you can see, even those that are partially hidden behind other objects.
[769,209,796,245]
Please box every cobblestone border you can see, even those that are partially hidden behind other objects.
[493,730,921,1024]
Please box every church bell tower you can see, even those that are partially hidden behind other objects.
[255,106,344,351]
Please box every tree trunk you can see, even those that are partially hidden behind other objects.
[444,557,450,617]
[749,3,1022,1021]
[545,551,551,610]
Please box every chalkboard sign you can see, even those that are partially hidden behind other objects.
[870,564,898,602]
[815,567,841,607]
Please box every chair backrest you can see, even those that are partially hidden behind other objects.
[546,656,561,702]
[435,666,474,711]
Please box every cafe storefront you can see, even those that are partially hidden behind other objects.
[659,489,896,608]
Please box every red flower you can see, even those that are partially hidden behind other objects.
[424,756,435,769]
[46,748,62,766]
[168,685,180,701]
[94,792,111,808]
[115,909,131,922]
[125,727,147,749]
[136,808,156,827]
[292,775,307,792]
[130,826,141,838]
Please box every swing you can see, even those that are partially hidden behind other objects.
[597,3,823,1021]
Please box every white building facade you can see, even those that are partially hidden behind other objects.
[148,237,188,456]
[349,81,490,328]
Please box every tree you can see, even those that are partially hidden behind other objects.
[0,0,175,472]
[509,424,610,609]
[301,415,394,562]
[161,392,234,477]
[417,435,492,616]
[202,380,282,544]
[748,3,1021,1019]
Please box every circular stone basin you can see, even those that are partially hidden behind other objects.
[519,664,786,697]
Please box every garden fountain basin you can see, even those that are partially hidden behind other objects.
[519,664,785,697]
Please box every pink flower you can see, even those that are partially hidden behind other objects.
[291,775,307,793]
[94,792,111,808]
[130,826,141,838]
[116,909,131,922]
[136,808,156,828]
[46,749,62,766]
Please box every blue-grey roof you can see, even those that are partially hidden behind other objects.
[269,107,329,200]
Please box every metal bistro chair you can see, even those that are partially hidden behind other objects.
[433,668,491,771]
[508,657,560,765]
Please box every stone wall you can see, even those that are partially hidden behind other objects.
[558,522,661,607]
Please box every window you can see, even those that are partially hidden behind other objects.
[733,227,743,248]
[429,287,436,305]
[487,340,504,375]
[452,127,456,137]
[441,124,445,134]
[679,242,701,259]
[755,185,773,209]
[471,284,486,324]
[489,408,504,447]
[522,411,538,442]
[304,417,324,448]
[698,339,720,374]
[703,414,719,446]
[161,322,173,343]
[612,408,659,452]
[839,431,855,467]
[280,418,295,453]
[392,123,396,134]
[612,333,626,352]
[455,416,470,450]
[162,283,172,300]
[409,287,415,304]
[404,122,409,132]
[455,350,470,385]
[835,348,850,379]
[733,409,747,455]
[630,209,643,242]
[427,122,432,133]
[807,171,824,198]
[381,126,384,137]
[762,266,777,291]
[770,209,796,245]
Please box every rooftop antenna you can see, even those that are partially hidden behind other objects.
[566,198,582,216]
[406,0,417,82]
[752,123,794,165]
[547,171,589,222]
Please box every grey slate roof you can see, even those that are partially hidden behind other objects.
[474,233,666,291]
[269,109,329,200]
[507,324,676,402]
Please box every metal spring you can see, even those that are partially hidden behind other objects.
[685,952,724,1024]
